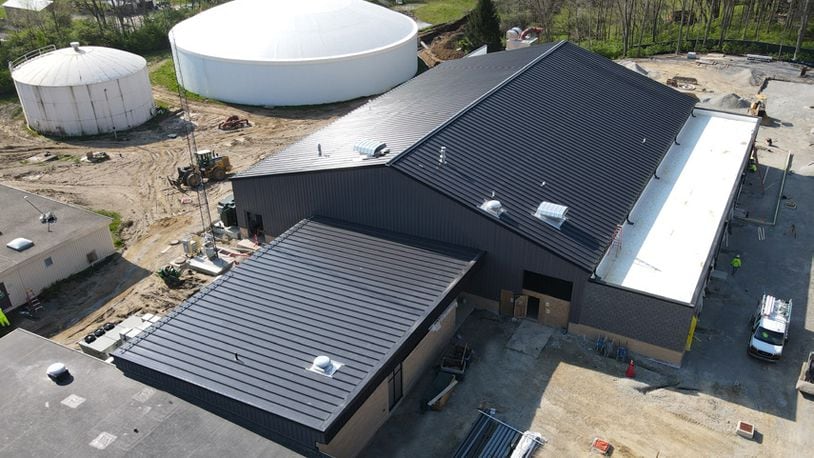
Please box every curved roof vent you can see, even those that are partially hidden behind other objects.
[480,200,506,218]
[309,355,342,377]
[534,202,569,229]
[353,139,389,158]
[70,42,80,52]
[6,237,34,252]
[46,362,71,384]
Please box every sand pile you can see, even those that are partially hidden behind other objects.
[618,60,649,75]
[700,93,751,110]
[733,68,763,86]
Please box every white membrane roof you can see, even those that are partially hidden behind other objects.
[595,109,758,303]
[2,0,52,12]
[170,0,418,62]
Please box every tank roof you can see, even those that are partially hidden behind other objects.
[11,44,147,87]
[169,0,417,63]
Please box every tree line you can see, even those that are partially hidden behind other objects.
[471,0,813,60]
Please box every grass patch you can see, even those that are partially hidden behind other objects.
[149,59,205,102]
[414,0,475,25]
[143,49,172,65]
[57,154,80,164]
[94,209,126,249]
[0,93,17,105]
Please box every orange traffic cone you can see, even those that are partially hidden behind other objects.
[625,360,636,378]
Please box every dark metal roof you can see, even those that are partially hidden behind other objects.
[390,41,697,270]
[0,329,300,457]
[235,44,556,178]
[113,217,480,438]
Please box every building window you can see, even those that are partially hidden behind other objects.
[44,257,53,267]
[388,364,403,410]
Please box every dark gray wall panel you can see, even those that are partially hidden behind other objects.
[233,167,590,318]
[580,281,694,351]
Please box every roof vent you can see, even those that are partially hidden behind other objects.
[480,200,506,218]
[534,202,569,229]
[6,237,34,252]
[438,146,447,165]
[353,139,389,158]
[46,362,71,384]
[70,42,80,52]
[309,355,342,377]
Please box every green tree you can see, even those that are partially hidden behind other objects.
[465,0,502,52]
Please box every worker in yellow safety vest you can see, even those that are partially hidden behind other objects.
[0,307,9,327]
[730,254,742,276]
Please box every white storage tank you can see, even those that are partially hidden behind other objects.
[11,42,155,136]
[169,0,418,106]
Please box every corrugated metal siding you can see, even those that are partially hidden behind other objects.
[581,281,694,351]
[235,45,556,177]
[391,42,697,271]
[114,218,479,445]
[233,167,589,318]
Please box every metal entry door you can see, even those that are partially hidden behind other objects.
[0,282,11,311]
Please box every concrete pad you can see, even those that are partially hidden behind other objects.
[188,255,232,276]
[506,320,554,358]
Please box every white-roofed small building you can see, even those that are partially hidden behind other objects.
[169,0,418,106]
[0,184,115,313]
[10,42,155,136]
[2,0,52,25]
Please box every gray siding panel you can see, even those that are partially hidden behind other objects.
[233,167,590,318]
[580,281,694,351]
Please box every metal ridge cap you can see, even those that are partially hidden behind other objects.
[387,40,568,167]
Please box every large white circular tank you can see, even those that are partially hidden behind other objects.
[11,43,155,137]
[169,0,418,106]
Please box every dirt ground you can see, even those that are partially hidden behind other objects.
[0,58,361,346]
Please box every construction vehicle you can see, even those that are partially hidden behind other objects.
[748,94,767,121]
[748,294,792,361]
[169,149,232,188]
[666,75,698,90]
[218,115,250,131]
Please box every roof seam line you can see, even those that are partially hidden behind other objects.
[387,40,567,166]
[118,219,312,355]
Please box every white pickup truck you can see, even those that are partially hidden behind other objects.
[747,294,792,361]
